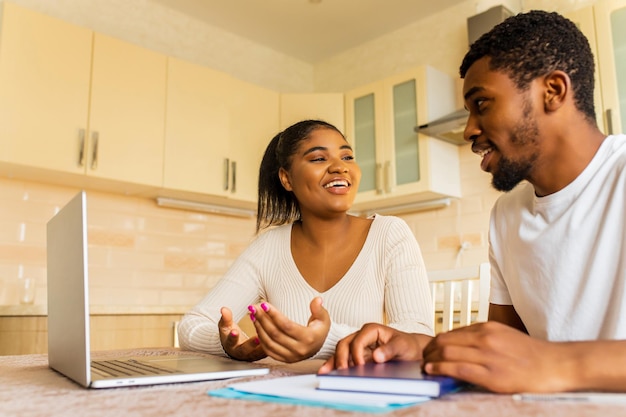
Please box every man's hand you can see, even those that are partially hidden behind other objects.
[318,323,431,374]
[218,306,267,361]
[422,321,571,393]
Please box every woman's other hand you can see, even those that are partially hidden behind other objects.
[218,306,267,361]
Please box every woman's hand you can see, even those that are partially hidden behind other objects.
[218,306,267,361]
[249,297,331,363]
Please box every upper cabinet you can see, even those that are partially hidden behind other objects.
[0,2,92,175]
[344,66,461,213]
[594,0,626,134]
[228,77,280,202]
[163,58,232,197]
[0,2,166,188]
[164,58,279,205]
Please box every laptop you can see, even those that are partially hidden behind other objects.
[46,191,269,388]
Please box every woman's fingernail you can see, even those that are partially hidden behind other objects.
[247,305,256,314]
[250,313,256,322]
[230,330,238,337]
[254,337,260,345]
[261,302,269,312]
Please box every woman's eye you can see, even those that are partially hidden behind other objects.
[343,155,355,161]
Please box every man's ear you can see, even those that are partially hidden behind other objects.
[544,70,570,112]
[278,167,293,191]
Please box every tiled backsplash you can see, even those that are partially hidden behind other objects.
[0,146,500,312]
[0,179,257,312]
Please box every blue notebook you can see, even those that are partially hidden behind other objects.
[316,360,465,397]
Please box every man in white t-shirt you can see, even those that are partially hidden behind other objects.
[319,10,626,393]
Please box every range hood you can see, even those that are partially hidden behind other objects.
[415,108,468,146]
[414,5,513,147]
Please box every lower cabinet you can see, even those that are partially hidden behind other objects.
[0,314,183,355]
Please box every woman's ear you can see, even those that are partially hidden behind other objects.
[544,70,570,112]
[278,167,293,191]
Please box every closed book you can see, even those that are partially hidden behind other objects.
[316,361,464,398]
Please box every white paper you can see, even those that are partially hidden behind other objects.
[228,374,431,407]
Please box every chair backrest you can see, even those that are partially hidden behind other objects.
[427,262,490,333]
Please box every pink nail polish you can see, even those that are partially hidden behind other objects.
[254,337,260,345]
[261,302,269,312]
[248,305,256,314]
[230,330,237,337]
[250,313,256,322]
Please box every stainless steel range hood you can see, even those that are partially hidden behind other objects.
[414,5,514,147]
[415,108,468,145]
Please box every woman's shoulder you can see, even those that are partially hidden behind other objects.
[367,214,412,237]
[370,214,410,228]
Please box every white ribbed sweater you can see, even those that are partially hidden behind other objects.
[178,214,433,360]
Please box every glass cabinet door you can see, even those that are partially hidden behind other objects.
[353,93,378,193]
[392,79,420,186]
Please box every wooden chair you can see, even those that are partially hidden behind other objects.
[427,262,490,333]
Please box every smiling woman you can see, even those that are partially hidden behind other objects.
[177,119,434,364]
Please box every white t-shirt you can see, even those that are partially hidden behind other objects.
[489,134,626,341]
[178,214,434,359]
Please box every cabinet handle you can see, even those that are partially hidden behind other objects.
[605,109,614,135]
[384,160,392,194]
[375,163,383,194]
[231,160,237,194]
[78,129,86,167]
[90,131,99,170]
[223,158,230,191]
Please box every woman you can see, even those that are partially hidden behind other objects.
[178,120,433,363]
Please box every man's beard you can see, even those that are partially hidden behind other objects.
[491,101,540,192]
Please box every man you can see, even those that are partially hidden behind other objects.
[319,10,626,393]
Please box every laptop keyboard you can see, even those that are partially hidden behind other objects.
[91,359,179,378]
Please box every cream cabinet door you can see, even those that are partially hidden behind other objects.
[87,33,167,186]
[565,7,606,130]
[595,0,626,134]
[163,57,231,195]
[229,78,280,203]
[0,2,91,173]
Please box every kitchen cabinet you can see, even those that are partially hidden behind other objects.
[0,2,166,188]
[163,57,231,196]
[344,66,461,213]
[594,0,626,134]
[0,314,182,355]
[279,93,345,133]
[164,58,278,205]
[228,76,280,202]
[564,7,607,130]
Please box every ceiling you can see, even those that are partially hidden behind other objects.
[152,0,467,63]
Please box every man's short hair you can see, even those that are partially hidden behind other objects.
[460,10,596,123]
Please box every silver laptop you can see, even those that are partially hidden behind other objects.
[46,191,269,389]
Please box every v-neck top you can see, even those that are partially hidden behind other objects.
[178,214,433,359]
